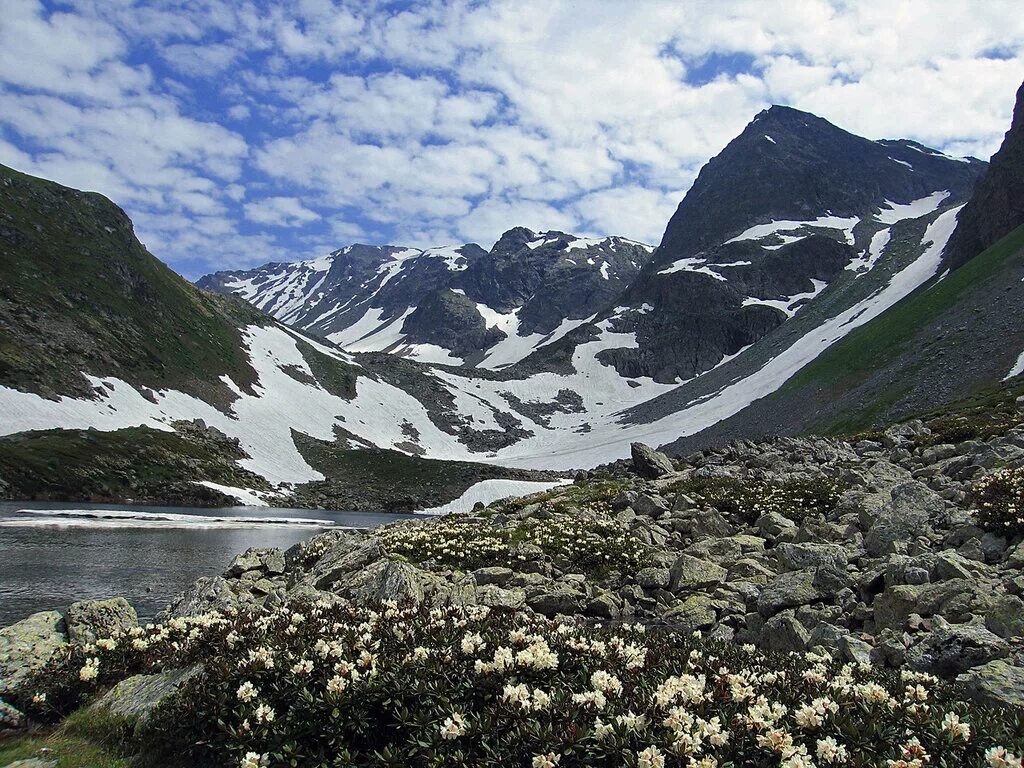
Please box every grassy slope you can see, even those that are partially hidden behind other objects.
[0,163,265,406]
[777,222,1024,433]
[0,424,276,506]
[291,431,559,512]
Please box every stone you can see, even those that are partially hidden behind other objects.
[757,570,821,617]
[631,442,675,479]
[475,586,527,611]
[585,592,621,619]
[91,665,202,727]
[760,612,809,653]
[662,594,717,633]
[328,560,440,604]
[985,595,1024,639]
[472,566,514,586]
[309,539,384,589]
[756,512,797,540]
[864,483,945,556]
[957,660,1024,708]
[0,611,67,696]
[873,579,981,631]
[633,494,670,519]
[669,554,727,592]
[64,597,137,645]
[775,542,848,572]
[227,547,286,577]
[2,760,56,768]
[839,634,874,665]
[905,621,1009,675]
[931,551,975,581]
[528,587,584,617]
[636,567,671,590]
[0,698,24,730]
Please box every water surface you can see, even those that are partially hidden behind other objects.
[0,501,414,625]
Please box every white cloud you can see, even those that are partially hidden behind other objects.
[1,0,1023,278]
[245,196,320,227]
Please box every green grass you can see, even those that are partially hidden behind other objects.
[777,222,1024,433]
[0,424,274,505]
[0,707,134,768]
[0,162,266,407]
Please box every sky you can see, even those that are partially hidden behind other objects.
[1,1,1022,279]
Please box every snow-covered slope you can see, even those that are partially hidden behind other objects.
[198,230,654,370]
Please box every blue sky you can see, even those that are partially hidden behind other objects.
[1,1,1022,279]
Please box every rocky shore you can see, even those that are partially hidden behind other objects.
[4,408,1024,763]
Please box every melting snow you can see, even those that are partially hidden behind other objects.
[657,258,728,281]
[724,215,860,247]
[1004,349,1024,381]
[764,135,777,144]
[742,280,828,318]
[415,479,571,516]
[875,191,950,224]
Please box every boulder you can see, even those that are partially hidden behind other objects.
[472,566,514,586]
[636,567,671,590]
[662,594,717,633]
[64,598,137,645]
[91,665,202,728]
[631,442,675,479]
[669,555,727,592]
[757,570,821,617]
[0,612,67,696]
[227,547,286,577]
[905,621,1009,675]
[760,612,809,653]
[958,659,1024,708]
[775,542,848,572]
[864,483,944,556]
[986,595,1024,639]
[527,585,585,616]
[585,592,621,619]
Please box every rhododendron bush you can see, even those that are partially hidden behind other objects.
[10,599,1024,767]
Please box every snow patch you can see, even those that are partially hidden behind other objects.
[415,479,571,516]
[875,191,949,224]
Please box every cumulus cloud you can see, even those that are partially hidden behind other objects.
[0,0,1022,277]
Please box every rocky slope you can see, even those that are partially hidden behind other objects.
[198,230,654,369]
[944,80,1024,270]
[153,386,1024,710]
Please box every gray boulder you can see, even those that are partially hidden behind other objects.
[757,570,822,617]
[669,555,727,592]
[958,659,1024,708]
[906,621,1009,675]
[64,598,137,645]
[760,612,809,652]
[631,442,675,479]
[864,483,945,556]
[0,612,67,696]
[91,665,201,729]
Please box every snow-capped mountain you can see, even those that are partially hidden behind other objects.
[5,83,1024,510]
[198,231,654,368]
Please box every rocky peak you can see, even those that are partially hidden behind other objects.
[943,79,1024,269]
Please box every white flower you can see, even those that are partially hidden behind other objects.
[236,681,258,702]
[239,752,269,768]
[638,746,665,768]
[95,638,117,651]
[440,711,467,740]
[594,717,614,739]
[816,736,848,764]
[79,657,100,682]
[532,753,560,768]
[531,688,552,710]
[327,675,347,695]
[291,658,314,675]
[31,692,46,705]
[253,703,275,724]
[590,670,623,696]
[987,746,1024,768]
[941,711,971,741]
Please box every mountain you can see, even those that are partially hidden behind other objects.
[656,79,1024,450]
[0,162,559,510]
[198,230,654,368]
[3,85,1021,508]
[943,80,1024,270]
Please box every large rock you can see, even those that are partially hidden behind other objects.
[669,554,727,592]
[64,598,137,645]
[0,612,67,696]
[91,665,202,728]
[958,659,1024,708]
[864,483,944,556]
[631,442,675,479]
[757,570,822,617]
[905,621,1009,675]
[662,594,717,632]
[527,585,585,616]
[873,579,982,631]
[760,612,809,653]
[328,560,443,604]
[775,542,848,572]
[227,548,285,577]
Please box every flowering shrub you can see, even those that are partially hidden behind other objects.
[670,476,845,524]
[376,513,648,575]
[971,467,1024,535]
[12,600,1024,768]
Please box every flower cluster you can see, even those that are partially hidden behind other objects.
[670,475,845,524]
[972,466,1024,535]
[375,510,648,575]
[13,600,1024,767]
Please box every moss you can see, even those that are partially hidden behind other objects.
[0,424,274,506]
[0,707,135,768]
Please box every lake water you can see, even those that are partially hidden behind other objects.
[0,501,416,626]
